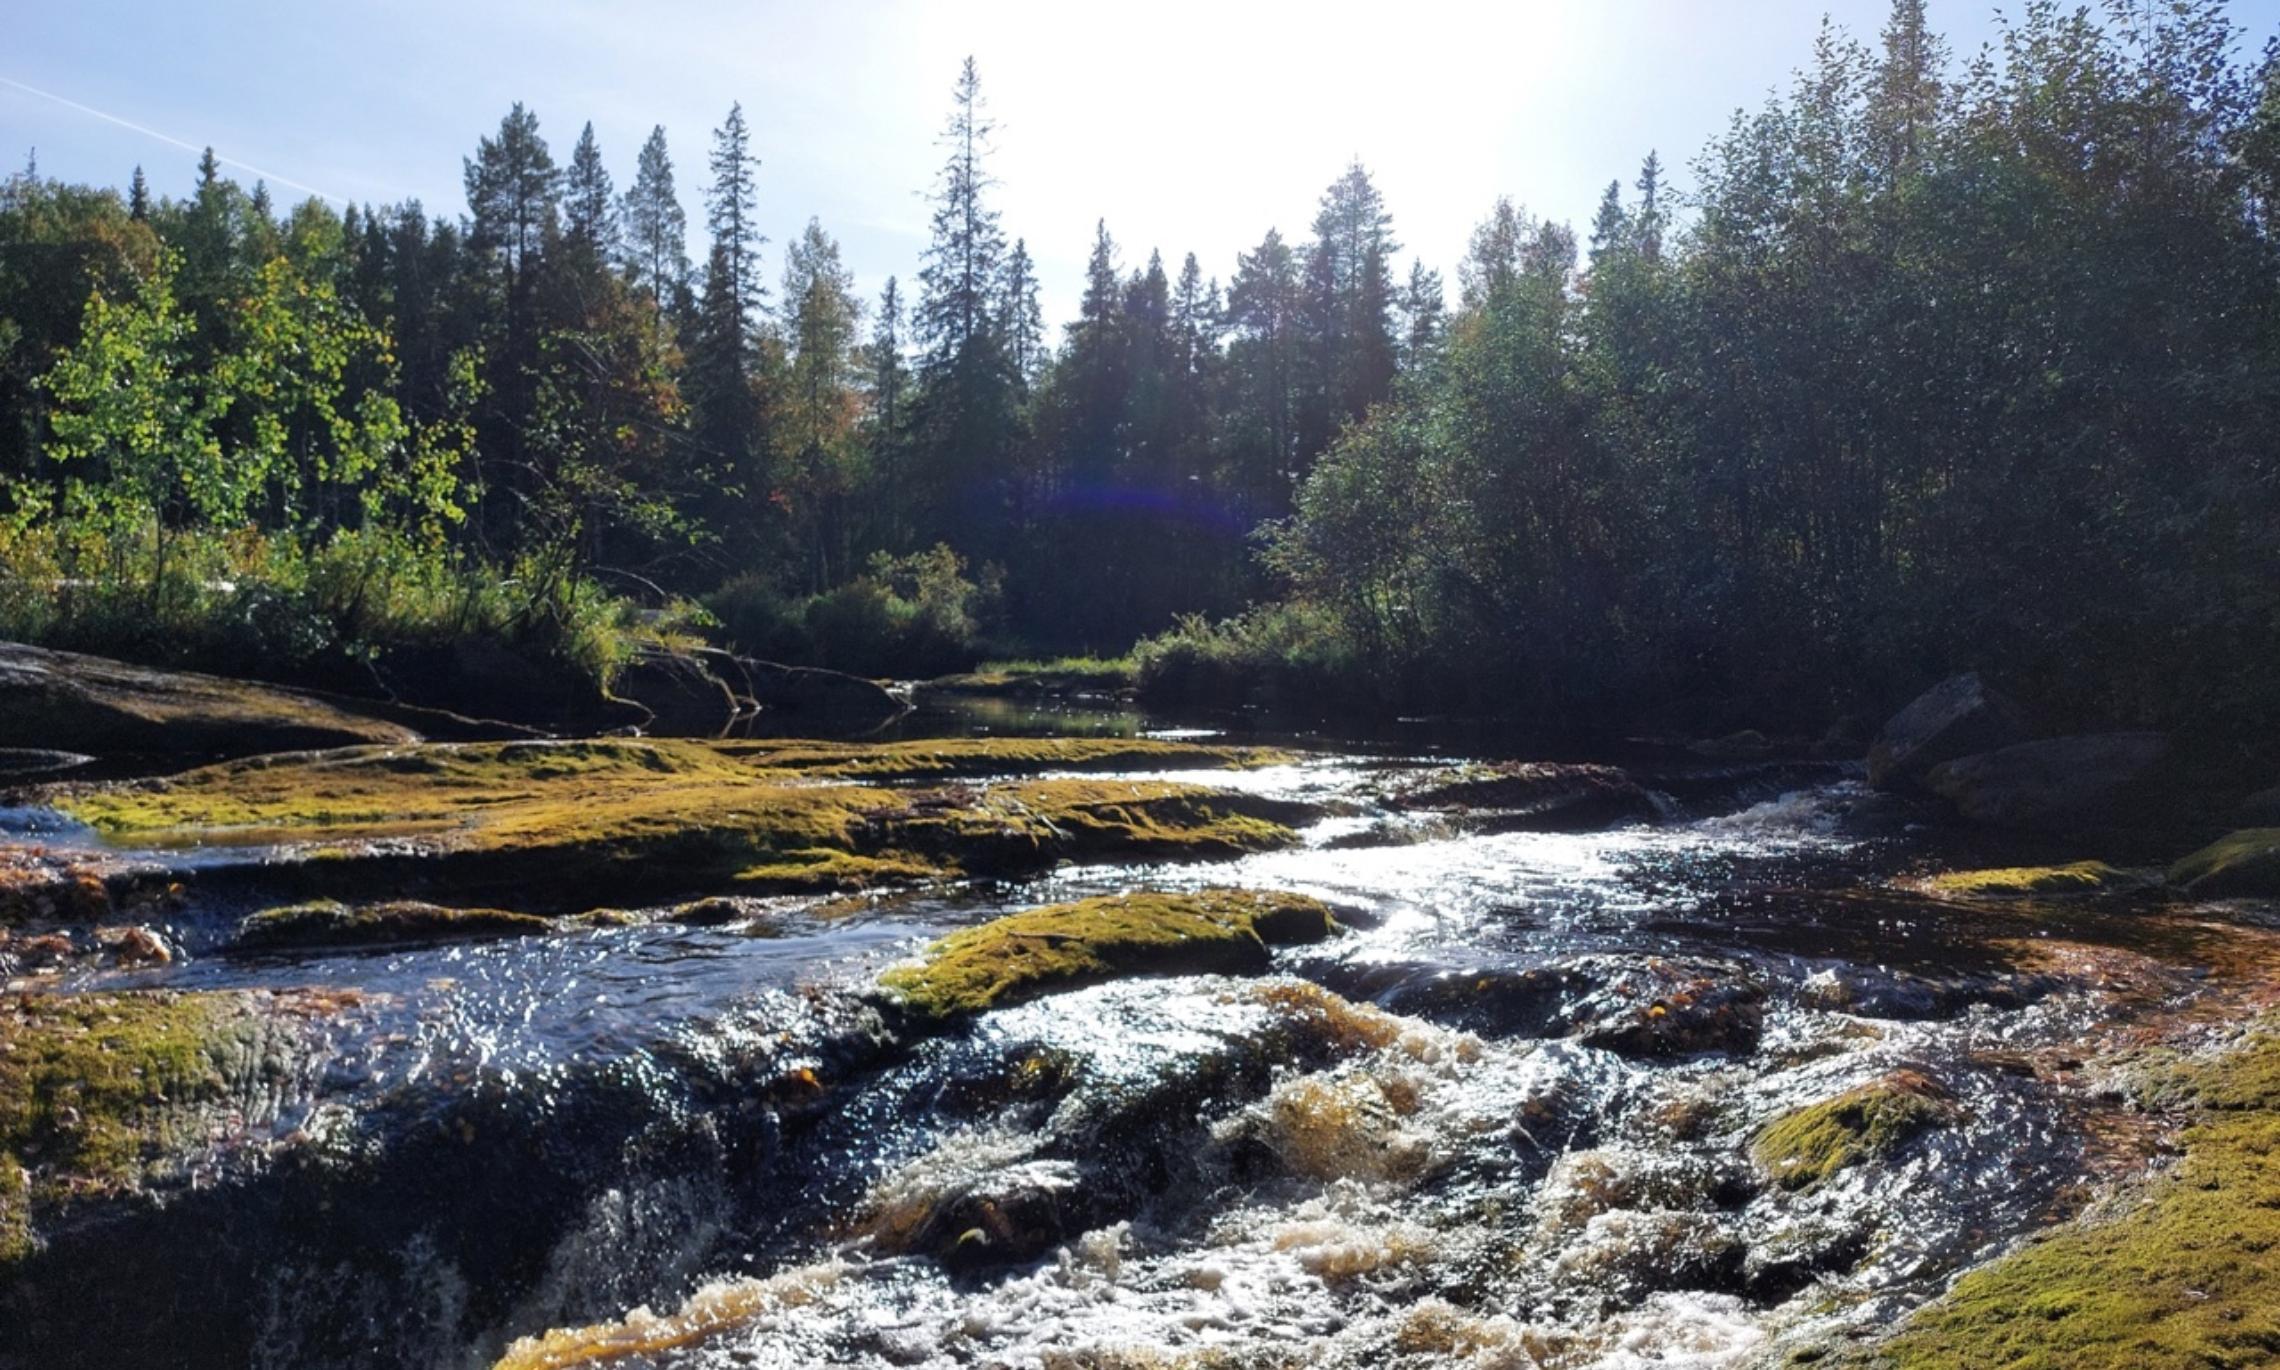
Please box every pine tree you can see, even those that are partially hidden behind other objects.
[910,57,1017,551]
[916,58,1007,371]
[1634,152,1665,262]
[999,237,1044,389]
[463,103,560,288]
[621,125,688,307]
[1398,259,1446,362]
[564,121,618,259]
[1224,227,1302,511]
[705,102,765,342]
[1296,162,1399,445]
[870,276,909,436]
[866,275,912,547]
[778,218,863,587]
[1588,180,1629,261]
[128,165,149,221]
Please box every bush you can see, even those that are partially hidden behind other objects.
[0,517,647,703]
[1133,602,1376,714]
[704,544,997,679]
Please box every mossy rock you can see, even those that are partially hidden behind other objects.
[880,889,1338,1019]
[1879,1029,2280,1368]
[2167,829,2280,899]
[1753,1069,1959,1191]
[0,991,295,1263]
[235,899,555,950]
[48,739,1306,907]
[1916,861,2150,899]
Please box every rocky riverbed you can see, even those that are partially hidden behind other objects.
[4,671,2279,1369]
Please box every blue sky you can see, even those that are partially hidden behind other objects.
[7,1,2278,327]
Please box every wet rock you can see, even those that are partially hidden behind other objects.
[738,656,906,730]
[1689,730,1774,761]
[1739,1215,1871,1300]
[1866,672,2025,791]
[1752,1069,1959,1191]
[1923,732,2171,830]
[0,641,421,759]
[1394,762,1660,831]
[1365,963,1596,1039]
[2168,829,2280,899]
[93,925,172,967]
[1548,1209,1746,1305]
[1571,960,1766,1059]
[234,899,555,950]
[878,890,1338,1019]
[1533,1148,1756,1239]
[0,989,319,1263]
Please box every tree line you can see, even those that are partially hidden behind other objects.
[1144,0,2280,762]
[3,1,2275,754]
[0,56,1434,678]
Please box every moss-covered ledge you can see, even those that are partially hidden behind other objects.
[1875,1027,2280,1368]
[880,889,1339,1020]
[43,738,1311,906]
[0,990,307,1263]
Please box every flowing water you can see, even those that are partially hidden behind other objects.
[4,702,2262,1369]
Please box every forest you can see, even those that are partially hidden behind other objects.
[1,0,2275,766]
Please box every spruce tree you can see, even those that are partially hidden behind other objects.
[911,57,1016,551]
[705,102,764,343]
[127,165,149,221]
[916,58,1007,371]
[1000,237,1044,389]
[621,125,688,307]
[565,121,618,259]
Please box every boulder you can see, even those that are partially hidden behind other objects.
[1394,762,1661,831]
[2168,829,2280,899]
[740,656,905,728]
[1866,673,2025,791]
[2236,784,2280,829]
[0,641,419,760]
[1923,732,2171,830]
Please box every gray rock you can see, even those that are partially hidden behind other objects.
[1923,732,2171,829]
[0,641,419,758]
[1866,673,2026,790]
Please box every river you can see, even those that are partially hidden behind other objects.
[2,695,2261,1369]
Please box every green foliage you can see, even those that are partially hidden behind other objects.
[706,543,997,677]
[1134,603,1375,713]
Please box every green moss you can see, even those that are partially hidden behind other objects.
[0,991,271,1262]
[727,735,1287,780]
[2168,829,2280,899]
[1753,1070,1959,1191]
[880,889,1338,1019]
[1879,1029,2280,1369]
[1918,861,2146,898]
[236,899,555,949]
[46,740,1303,905]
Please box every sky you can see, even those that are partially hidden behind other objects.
[7,0,2280,329]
